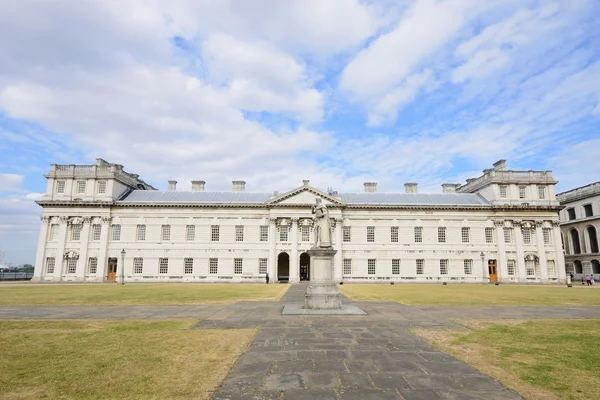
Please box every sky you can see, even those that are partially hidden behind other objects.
[0,0,599,265]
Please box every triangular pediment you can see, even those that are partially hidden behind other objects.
[267,186,344,206]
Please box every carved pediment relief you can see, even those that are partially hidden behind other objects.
[267,186,344,206]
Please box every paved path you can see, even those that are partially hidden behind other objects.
[2,284,600,399]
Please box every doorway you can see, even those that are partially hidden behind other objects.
[300,252,310,281]
[107,258,118,281]
[277,253,290,282]
[488,259,498,283]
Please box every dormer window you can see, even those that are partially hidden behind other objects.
[518,186,526,199]
[537,186,546,199]
[567,208,576,221]
[97,181,107,194]
[499,185,507,198]
[77,181,86,194]
[584,204,593,217]
[56,181,65,194]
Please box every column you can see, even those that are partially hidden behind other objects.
[553,220,567,282]
[514,220,527,282]
[334,218,343,282]
[54,217,69,281]
[268,217,277,282]
[290,218,299,283]
[494,220,507,282]
[76,217,92,280]
[97,216,111,282]
[535,221,548,282]
[32,216,51,282]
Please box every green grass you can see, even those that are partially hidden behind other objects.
[339,284,600,305]
[0,320,255,399]
[0,283,288,306]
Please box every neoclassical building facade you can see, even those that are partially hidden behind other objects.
[33,159,566,284]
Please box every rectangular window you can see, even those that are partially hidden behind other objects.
[414,227,423,243]
[537,186,545,199]
[507,260,516,276]
[343,259,352,275]
[525,259,535,276]
[260,225,268,242]
[235,225,244,242]
[97,181,107,194]
[519,186,526,199]
[186,225,195,241]
[461,227,470,243]
[184,258,193,274]
[485,227,494,243]
[440,259,448,275]
[209,258,218,274]
[367,259,376,275]
[92,224,101,241]
[71,224,82,241]
[234,258,243,274]
[416,259,424,275]
[137,225,146,241]
[499,185,507,198]
[211,225,220,242]
[259,258,268,274]
[49,224,59,241]
[111,225,121,241]
[392,259,400,275]
[464,259,472,275]
[279,226,288,242]
[543,228,551,245]
[367,226,375,243]
[504,228,512,244]
[161,225,171,241]
[56,180,65,193]
[68,258,77,274]
[567,208,576,220]
[159,258,168,274]
[390,226,399,243]
[88,257,98,274]
[134,258,143,274]
[438,227,446,243]
[584,204,593,217]
[77,180,86,194]
[547,260,556,276]
[301,226,310,242]
[46,257,55,274]
[343,226,351,242]
[522,228,531,244]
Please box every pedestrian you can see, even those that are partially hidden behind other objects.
[585,274,591,286]
[591,274,596,286]
[265,272,270,284]
[570,271,574,280]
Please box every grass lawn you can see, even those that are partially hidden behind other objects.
[414,319,600,400]
[339,284,600,306]
[0,283,288,306]
[0,320,254,399]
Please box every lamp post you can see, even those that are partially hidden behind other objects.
[480,251,486,284]
[120,249,126,285]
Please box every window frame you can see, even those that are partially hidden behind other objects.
[342,226,351,242]
[416,259,424,275]
[71,224,82,241]
[440,259,448,275]
[88,257,98,274]
[235,225,244,242]
[414,226,423,243]
[259,258,268,274]
[134,258,144,274]
[367,259,376,275]
[463,259,472,275]
[260,225,268,242]
[211,225,220,242]
[92,224,101,241]
[234,258,243,274]
[77,180,86,194]
[161,225,171,241]
[111,224,121,241]
[159,258,169,274]
[186,225,195,242]
[390,226,399,243]
[56,180,66,194]
[485,227,494,243]
[499,185,507,198]
[97,180,107,194]
[343,259,352,275]
[67,258,77,274]
[136,225,146,241]
[367,226,375,243]
[209,258,218,274]
[518,185,527,199]
[184,258,193,274]
[392,259,400,275]
[438,227,446,243]
[46,257,55,274]
[461,227,470,243]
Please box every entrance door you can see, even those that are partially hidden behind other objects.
[107,258,118,281]
[488,259,498,283]
[277,253,290,282]
[299,252,310,281]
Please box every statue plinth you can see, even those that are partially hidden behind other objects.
[305,248,342,309]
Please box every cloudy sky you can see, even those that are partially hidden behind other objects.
[1,0,599,265]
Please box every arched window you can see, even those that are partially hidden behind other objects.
[570,229,581,254]
[574,260,583,274]
[586,226,599,254]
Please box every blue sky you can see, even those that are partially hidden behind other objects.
[0,0,599,264]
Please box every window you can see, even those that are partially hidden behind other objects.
[438,227,446,243]
[504,228,512,244]
[161,225,171,241]
[367,259,376,275]
[260,225,268,242]
[279,226,289,241]
[301,226,310,242]
[77,180,86,194]
[485,227,494,243]
[518,186,526,199]
[543,228,551,245]
[68,258,77,274]
[98,181,107,194]
[46,257,55,274]
[461,227,470,243]
[522,228,531,244]
[88,257,98,274]
[137,225,146,241]
[547,260,556,276]
[584,204,593,217]
[343,259,352,275]
[134,258,143,274]
[49,224,59,241]
[186,225,195,241]
[343,226,351,242]
[56,180,65,193]
[92,224,101,241]
[537,186,545,199]
[567,208,576,221]
[525,259,535,276]
[259,258,268,274]
[414,227,423,243]
[211,225,220,241]
[111,225,121,241]
[71,224,82,241]
[440,259,448,275]
[159,258,168,274]
[391,226,399,243]
[464,259,472,275]
[392,259,400,275]
[235,225,244,242]
[507,260,516,276]
[234,258,243,274]
[367,226,375,243]
[416,259,424,275]
[209,258,218,274]
[499,185,507,198]
[184,258,193,274]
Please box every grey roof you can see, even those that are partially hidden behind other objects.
[119,191,272,204]
[338,193,489,206]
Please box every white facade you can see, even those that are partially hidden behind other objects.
[33,159,566,284]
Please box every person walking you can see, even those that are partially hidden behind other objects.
[591,274,596,286]
[585,274,591,286]
[265,272,270,284]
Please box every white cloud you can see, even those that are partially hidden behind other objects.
[0,173,24,191]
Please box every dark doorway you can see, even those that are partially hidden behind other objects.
[300,252,310,281]
[107,258,118,281]
[277,253,290,282]
[574,260,583,274]
[592,260,600,274]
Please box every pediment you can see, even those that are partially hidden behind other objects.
[267,186,344,206]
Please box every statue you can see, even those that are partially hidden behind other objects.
[312,198,332,248]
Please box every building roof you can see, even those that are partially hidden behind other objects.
[118,191,273,204]
[338,193,489,206]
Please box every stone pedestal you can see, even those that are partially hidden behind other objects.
[305,248,342,309]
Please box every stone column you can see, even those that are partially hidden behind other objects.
[268,217,277,282]
[514,220,527,282]
[334,218,343,282]
[535,221,548,282]
[76,217,92,279]
[290,218,299,283]
[553,220,567,282]
[495,220,507,282]
[32,216,51,282]
[54,217,69,281]
[97,216,111,282]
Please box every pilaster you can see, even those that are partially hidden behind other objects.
[290,218,299,283]
[494,220,507,282]
[268,217,277,282]
[97,216,111,282]
[334,218,343,282]
[535,221,548,281]
[54,217,69,281]
[514,220,526,282]
[32,216,51,282]
[76,217,92,278]
[553,220,566,282]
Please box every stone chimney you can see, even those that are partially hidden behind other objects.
[493,159,506,171]
[191,180,205,192]
[364,182,377,193]
[442,183,460,193]
[303,180,310,186]
[404,182,418,193]
[168,180,177,191]
[232,180,246,192]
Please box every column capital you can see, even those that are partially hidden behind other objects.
[101,216,112,224]
[551,220,561,227]
[82,217,92,224]
[512,219,522,227]
[59,216,69,223]
[291,217,299,223]
[269,217,278,224]
[534,220,544,229]
[494,219,504,227]
[40,216,51,224]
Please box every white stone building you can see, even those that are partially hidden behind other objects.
[557,182,600,280]
[33,159,566,284]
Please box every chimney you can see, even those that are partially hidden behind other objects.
[404,182,418,193]
[168,180,177,191]
[303,180,310,186]
[442,183,460,193]
[191,180,205,192]
[493,159,506,171]
[232,180,246,192]
[363,182,377,193]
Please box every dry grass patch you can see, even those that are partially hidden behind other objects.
[339,284,600,305]
[0,319,255,399]
[0,283,289,306]
[413,319,600,400]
